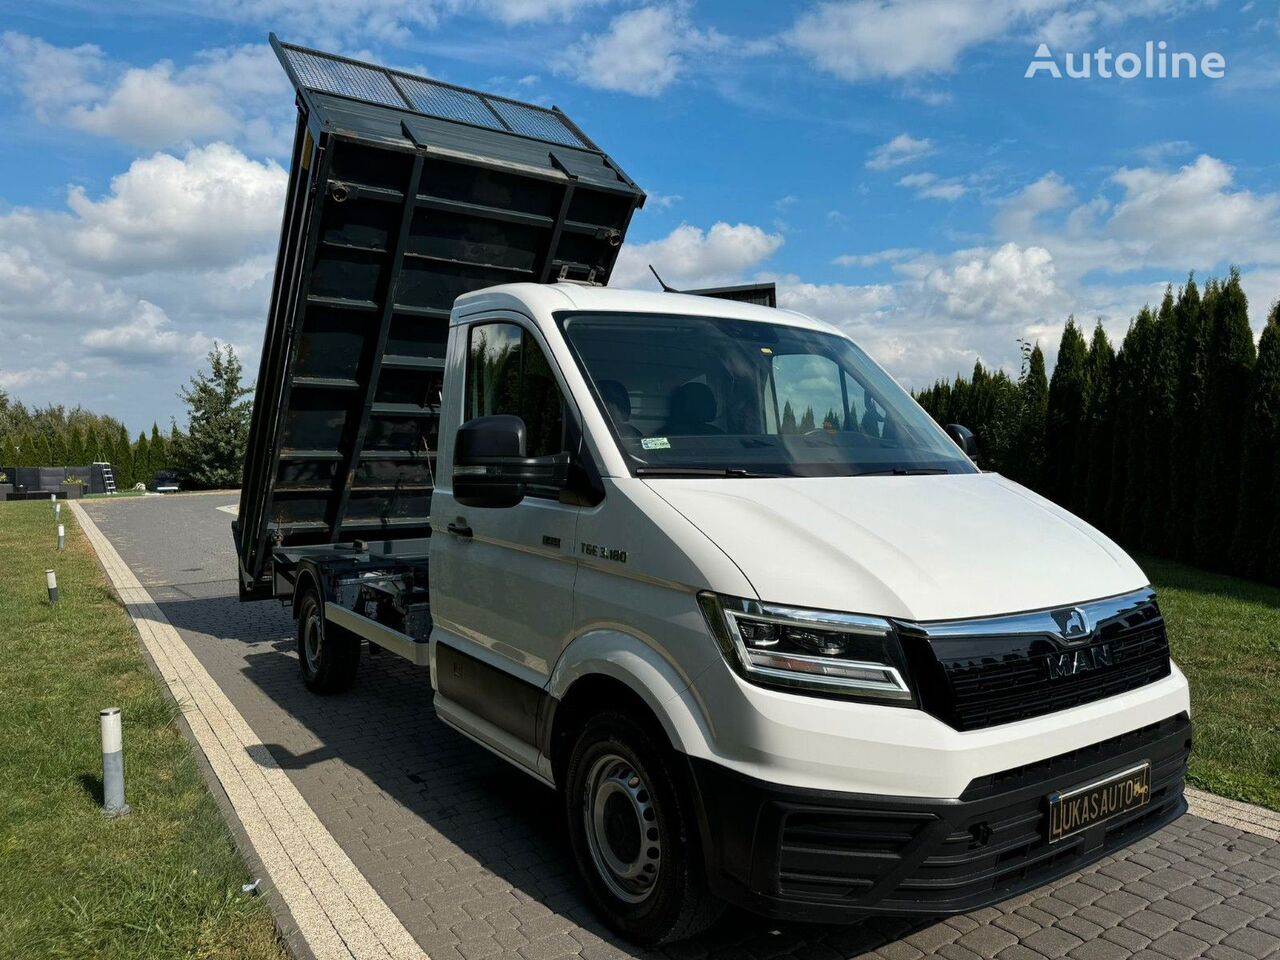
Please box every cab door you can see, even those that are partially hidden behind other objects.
[430,315,581,751]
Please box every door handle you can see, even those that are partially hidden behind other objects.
[447,521,473,539]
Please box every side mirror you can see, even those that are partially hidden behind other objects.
[945,423,979,463]
[453,414,569,508]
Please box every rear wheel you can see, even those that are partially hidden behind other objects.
[564,712,721,945]
[296,589,360,693]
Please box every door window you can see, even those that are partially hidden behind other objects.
[465,322,568,494]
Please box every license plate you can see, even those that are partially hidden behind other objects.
[1047,762,1151,843]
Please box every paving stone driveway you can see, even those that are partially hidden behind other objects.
[83,494,1280,960]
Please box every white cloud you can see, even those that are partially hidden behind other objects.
[866,133,934,170]
[994,172,1074,234]
[461,0,605,24]
[68,64,236,148]
[82,302,215,363]
[0,32,105,122]
[198,0,444,45]
[648,193,684,210]
[0,361,78,392]
[787,0,1214,82]
[993,156,1280,283]
[559,5,728,96]
[64,144,286,273]
[833,247,920,267]
[612,221,784,288]
[1105,155,1280,267]
[923,243,1060,320]
[898,171,968,200]
[0,143,279,429]
[2,35,292,154]
[184,0,603,44]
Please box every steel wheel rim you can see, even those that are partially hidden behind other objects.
[303,607,323,673]
[582,752,661,904]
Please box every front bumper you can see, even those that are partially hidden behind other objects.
[686,713,1191,923]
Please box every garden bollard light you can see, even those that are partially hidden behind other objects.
[54,501,60,520]
[100,708,129,816]
[46,569,58,605]
[57,524,65,552]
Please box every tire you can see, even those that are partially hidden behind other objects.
[564,712,722,945]
[296,589,360,694]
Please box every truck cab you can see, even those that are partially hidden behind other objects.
[238,41,1190,946]
[422,282,1191,941]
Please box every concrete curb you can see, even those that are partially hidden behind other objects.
[70,501,428,960]
[1187,786,1280,841]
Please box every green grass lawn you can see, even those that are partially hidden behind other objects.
[0,501,284,960]
[1143,555,1280,812]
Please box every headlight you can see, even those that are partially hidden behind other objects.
[698,593,914,703]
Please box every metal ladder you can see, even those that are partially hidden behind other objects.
[95,462,117,495]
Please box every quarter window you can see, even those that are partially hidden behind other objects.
[465,322,567,464]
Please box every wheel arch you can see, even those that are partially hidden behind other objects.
[291,563,324,618]
[544,629,714,787]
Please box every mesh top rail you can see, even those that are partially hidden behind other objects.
[275,39,596,151]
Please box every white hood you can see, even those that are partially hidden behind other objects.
[647,472,1147,622]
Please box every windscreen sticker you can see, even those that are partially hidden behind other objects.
[641,437,671,450]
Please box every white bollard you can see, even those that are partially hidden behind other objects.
[54,502,61,520]
[45,569,58,605]
[57,524,65,552]
[100,708,129,816]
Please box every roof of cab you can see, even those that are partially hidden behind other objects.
[452,282,840,334]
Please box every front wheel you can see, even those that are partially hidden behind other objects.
[296,589,360,693]
[564,712,721,944]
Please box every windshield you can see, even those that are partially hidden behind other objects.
[557,312,975,478]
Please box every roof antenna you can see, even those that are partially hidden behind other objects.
[648,265,678,293]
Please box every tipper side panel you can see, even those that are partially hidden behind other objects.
[236,38,644,592]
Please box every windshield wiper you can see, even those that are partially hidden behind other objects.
[852,467,951,477]
[636,466,781,479]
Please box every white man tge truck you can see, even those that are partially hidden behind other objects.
[236,38,1191,945]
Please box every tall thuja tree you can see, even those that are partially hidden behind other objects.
[47,428,67,466]
[781,400,798,433]
[133,432,151,489]
[1076,322,1115,525]
[1104,313,1142,539]
[1233,302,1280,580]
[65,425,86,468]
[1119,307,1159,547]
[174,343,253,489]
[1141,290,1180,553]
[1195,270,1256,570]
[1009,344,1049,490]
[15,431,35,467]
[1045,318,1089,511]
[112,425,134,488]
[1171,277,1207,561]
[149,423,169,474]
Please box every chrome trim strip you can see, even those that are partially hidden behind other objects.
[736,600,893,636]
[897,588,1157,641]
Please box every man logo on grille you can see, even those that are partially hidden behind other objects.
[1051,606,1092,643]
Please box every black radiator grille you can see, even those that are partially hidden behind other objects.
[916,597,1172,732]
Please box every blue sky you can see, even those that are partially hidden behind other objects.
[3,0,1280,433]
